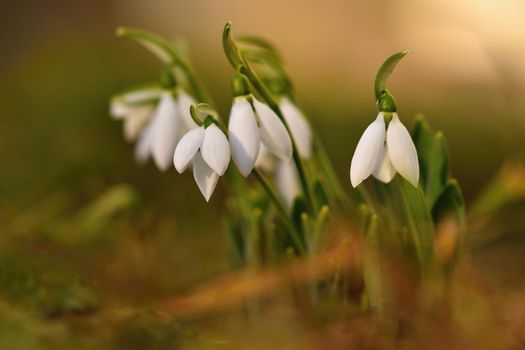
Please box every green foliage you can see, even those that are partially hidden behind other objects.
[412,114,450,208]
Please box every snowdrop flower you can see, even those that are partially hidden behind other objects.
[350,112,419,188]
[279,97,313,159]
[174,123,230,201]
[110,86,162,141]
[228,95,292,177]
[275,160,301,208]
[133,89,198,171]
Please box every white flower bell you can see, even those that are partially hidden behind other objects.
[133,89,197,171]
[110,85,162,142]
[275,160,301,208]
[174,124,230,201]
[228,96,292,177]
[350,112,419,188]
[279,97,313,159]
[110,67,199,172]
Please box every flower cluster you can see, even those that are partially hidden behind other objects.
[111,75,311,202]
[110,26,421,206]
[108,25,469,318]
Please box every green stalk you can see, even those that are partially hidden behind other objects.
[393,178,435,273]
[223,22,315,214]
[117,27,214,104]
[244,65,314,214]
[312,133,353,211]
[253,169,306,255]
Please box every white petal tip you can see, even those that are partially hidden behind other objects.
[407,177,419,188]
[239,167,253,177]
[350,178,362,188]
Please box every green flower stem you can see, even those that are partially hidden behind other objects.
[223,22,315,214]
[248,67,314,214]
[393,178,435,273]
[253,169,306,255]
[117,27,214,105]
[196,101,306,256]
[312,133,354,211]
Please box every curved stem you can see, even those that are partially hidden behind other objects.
[223,22,314,214]
[242,64,314,214]
[117,27,214,104]
[177,58,214,105]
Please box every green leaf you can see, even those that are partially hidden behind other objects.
[374,50,408,100]
[117,27,179,64]
[396,178,436,271]
[291,195,308,234]
[237,35,283,63]
[470,161,525,218]
[190,103,220,126]
[432,179,466,227]
[313,180,330,209]
[222,22,243,67]
[412,114,450,208]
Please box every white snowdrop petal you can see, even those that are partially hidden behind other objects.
[134,121,154,164]
[192,152,219,202]
[150,93,183,171]
[253,99,292,162]
[110,102,129,119]
[386,113,420,187]
[228,97,261,177]
[110,86,163,119]
[120,87,163,104]
[255,144,275,172]
[350,113,386,187]
[201,124,230,176]
[275,160,301,209]
[123,105,154,142]
[173,126,205,173]
[177,90,199,131]
[279,98,312,159]
[372,144,397,183]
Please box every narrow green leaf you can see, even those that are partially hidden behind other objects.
[412,114,450,208]
[291,195,308,234]
[222,22,243,67]
[432,179,466,227]
[237,35,283,62]
[374,50,409,100]
[117,27,179,64]
[396,178,436,271]
[313,180,330,209]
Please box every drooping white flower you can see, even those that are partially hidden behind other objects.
[112,87,198,172]
[350,112,419,187]
[110,85,162,142]
[275,160,301,208]
[228,96,292,177]
[279,97,313,159]
[174,124,230,201]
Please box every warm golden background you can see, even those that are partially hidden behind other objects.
[0,1,524,348]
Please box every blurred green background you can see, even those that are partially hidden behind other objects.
[0,0,524,348]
